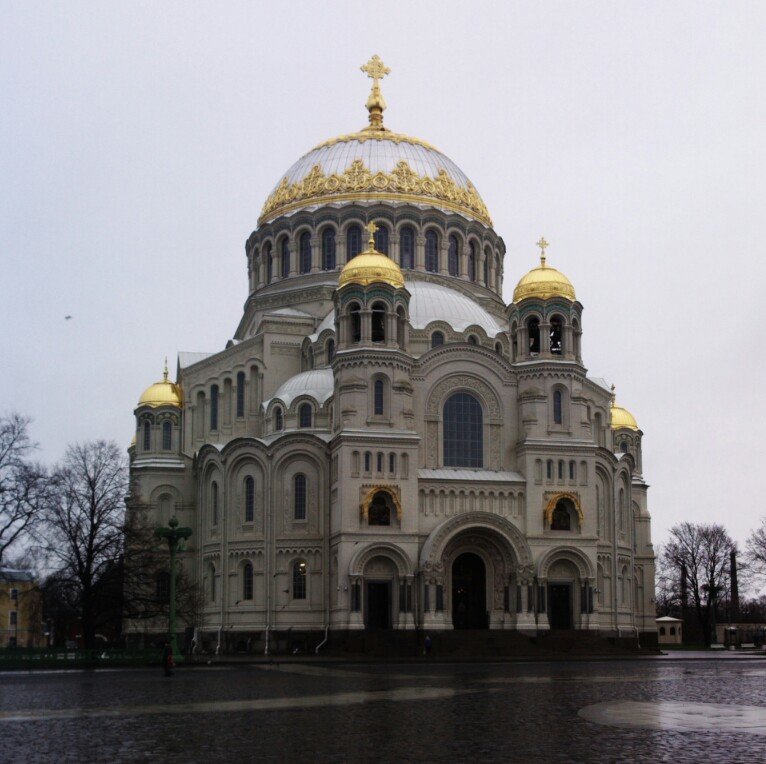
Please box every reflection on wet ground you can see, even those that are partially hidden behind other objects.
[2,657,765,762]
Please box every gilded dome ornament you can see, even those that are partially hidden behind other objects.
[360,54,391,131]
[137,359,183,409]
[610,385,639,431]
[512,238,576,303]
[338,221,405,289]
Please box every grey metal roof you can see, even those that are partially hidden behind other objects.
[178,351,216,369]
[0,568,35,582]
[263,367,334,409]
[418,468,525,483]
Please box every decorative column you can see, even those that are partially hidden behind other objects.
[515,565,537,633]
[310,235,320,273]
[415,234,425,271]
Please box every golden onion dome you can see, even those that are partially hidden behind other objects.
[137,361,183,409]
[610,386,639,431]
[258,56,491,227]
[513,238,576,303]
[338,223,405,289]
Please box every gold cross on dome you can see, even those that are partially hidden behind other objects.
[365,221,379,248]
[536,237,549,265]
[361,55,390,83]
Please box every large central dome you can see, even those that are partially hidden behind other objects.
[259,57,491,227]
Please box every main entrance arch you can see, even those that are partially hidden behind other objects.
[452,552,487,629]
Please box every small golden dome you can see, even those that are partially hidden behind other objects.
[137,361,183,409]
[610,386,639,431]
[513,238,575,303]
[338,223,405,289]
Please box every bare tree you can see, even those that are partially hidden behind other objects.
[42,441,129,648]
[746,518,766,580]
[654,544,681,616]
[662,522,735,646]
[0,413,48,564]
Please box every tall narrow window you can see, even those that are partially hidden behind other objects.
[528,318,540,354]
[468,243,476,281]
[162,420,172,450]
[326,339,335,363]
[481,244,488,285]
[550,316,563,354]
[244,476,254,522]
[280,236,290,278]
[236,371,245,418]
[553,390,563,424]
[294,474,307,520]
[242,563,253,600]
[211,481,219,526]
[210,385,219,430]
[448,234,459,276]
[443,392,483,468]
[350,302,361,343]
[546,459,553,480]
[364,451,371,472]
[389,452,396,474]
[298,403,312,428]
[376,452,383,473]
[264,243,273,283]
[209,564,216,602]
[431,331,444,348]
[143,421,151,451]
[396,306,405,348]
[292,560,307,599]
[374,224,389,254]
[425,231,439,272]
[371,302,386,343]
[322,228,336,270]
[374,378,385,416]
[400,226,415,268]
[347,224,362,260]
[274,407,283,431]
[569,460,576,480]
[558,460,564,480]
[299,232,311,274]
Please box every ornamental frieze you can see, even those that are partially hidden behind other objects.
[259,159,492,227]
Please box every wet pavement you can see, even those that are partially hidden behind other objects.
[2,656,766,762]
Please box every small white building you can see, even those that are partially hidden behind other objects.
[656,616,682,645]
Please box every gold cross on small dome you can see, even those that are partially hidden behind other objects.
[361,55,390,83]
[536,237,549,266]
[360,55,390,129]
[365,221,379,248]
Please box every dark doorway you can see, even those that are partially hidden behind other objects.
[366,582,391,630]
[549,584,572,629]
[452,553,488,629]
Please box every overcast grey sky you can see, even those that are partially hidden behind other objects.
[1,2,764,549]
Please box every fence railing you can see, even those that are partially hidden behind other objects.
[0,648,160,668]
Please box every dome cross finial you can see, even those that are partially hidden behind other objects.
[536,236,549,267]
[163,357,169,382]
[365,221,379,249]
[360,55,390,130]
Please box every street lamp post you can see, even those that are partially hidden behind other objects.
[155,516,192,660]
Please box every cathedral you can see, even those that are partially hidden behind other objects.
[127,57,656,652]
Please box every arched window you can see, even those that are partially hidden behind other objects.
[292,560,307,599]
[326,339,335,363]
[347,224,362,260]
[274,407,283,431]
[400,226,415,268]
[280,236,290,278]
[242,562,254,600]
[364,452,372,472]
[374,224,389,254]
[659,626,666,636]
[495,342,503,355]
[211,480,219,526]
[321,228,336,270]
[368,491,392,526]
[425,230,439,272]
[448,234,459,276]
[558,460,564,480]
[210,384,219,430]
[349,302,361,343]
[527,317,540,354]
[569,460,576,480]
[264,243,273,283]
[371,302,386,343]
[298,403,312,428]
[162,420,172,450]
[236,371,245,418]
[546,459,553,480]
[143,421,151,451]
[294,474,307,520]
[670,626,676,636]
[551,500,571,531]
[467,335,478,346]
[376,452,383,473]
[550,316,563,355]
[443,392,483,468]
[620,441,629,454]
[619,488,626,531]
[553,390,563,424]
[431,331,445,348]
[468,243,476,282]
[389,452,396,474]
[299,232,311,274]
[374,378,385,416]
[244,476,254,522]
